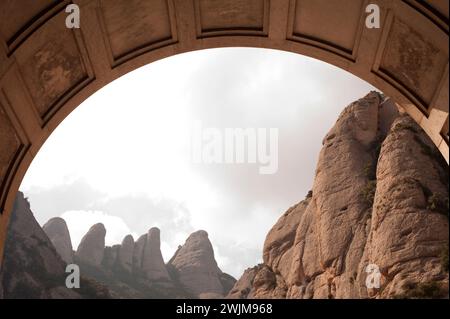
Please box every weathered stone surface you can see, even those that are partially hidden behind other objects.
[252,265,288,299]
[227,264,287,299]
[170,230,233,297]
[76,223,106,267]
[102,244,120,269]
[118,235,134,273]
[284,92,383,299]
[227,265,262,299]
[362,115,449,298]
[141,227,170,282]
[229,93,449,299]
[43,217,73,264]
[263,199,310,282]
[234,198,312,299]
[133,233,147,273]
[219,272,238,296]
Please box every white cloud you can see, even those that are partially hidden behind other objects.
[20,47,377,278]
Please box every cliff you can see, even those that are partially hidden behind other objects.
[228,92,449,299]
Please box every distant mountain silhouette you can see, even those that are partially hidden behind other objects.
[0,193,236,299]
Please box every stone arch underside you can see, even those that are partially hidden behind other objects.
[0,0,448,264]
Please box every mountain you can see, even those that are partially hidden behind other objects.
[74,225,191,299]
[74,227,236,298]
[0,92,447,299]
[0,192,111,299]
[168,230,236,298]
[228,92,449,299]
[43,217,73,264]
[76,223,106,266]
[0,194,236,299]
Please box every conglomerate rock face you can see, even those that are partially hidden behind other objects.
[0,203,236,299]
[140,228,171,282]
[228,92,449,299]
[169,230,229,298]
[43,217,73,264]
[71,225,235,298]
[76,223,106,267]
[363,115,449,298]
[117,235,134,273]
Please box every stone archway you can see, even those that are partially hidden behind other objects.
[0,0,448,264]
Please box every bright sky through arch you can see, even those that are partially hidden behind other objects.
[20,48,377,277]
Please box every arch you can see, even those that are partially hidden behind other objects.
[0,0,448,264]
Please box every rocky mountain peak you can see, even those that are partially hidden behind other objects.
[228,92,449,299]
[43,217,73,264]
[118,234,134,273]
[169,229,230,298]
[141,227,171,282]
[76,223,106,266]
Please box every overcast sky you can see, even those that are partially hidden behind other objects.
[19,48,376,278]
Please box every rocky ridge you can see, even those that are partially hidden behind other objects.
[43,217,74,264]
[0,193,236,299]
[0,193,110,298]
[228,92,449,299]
